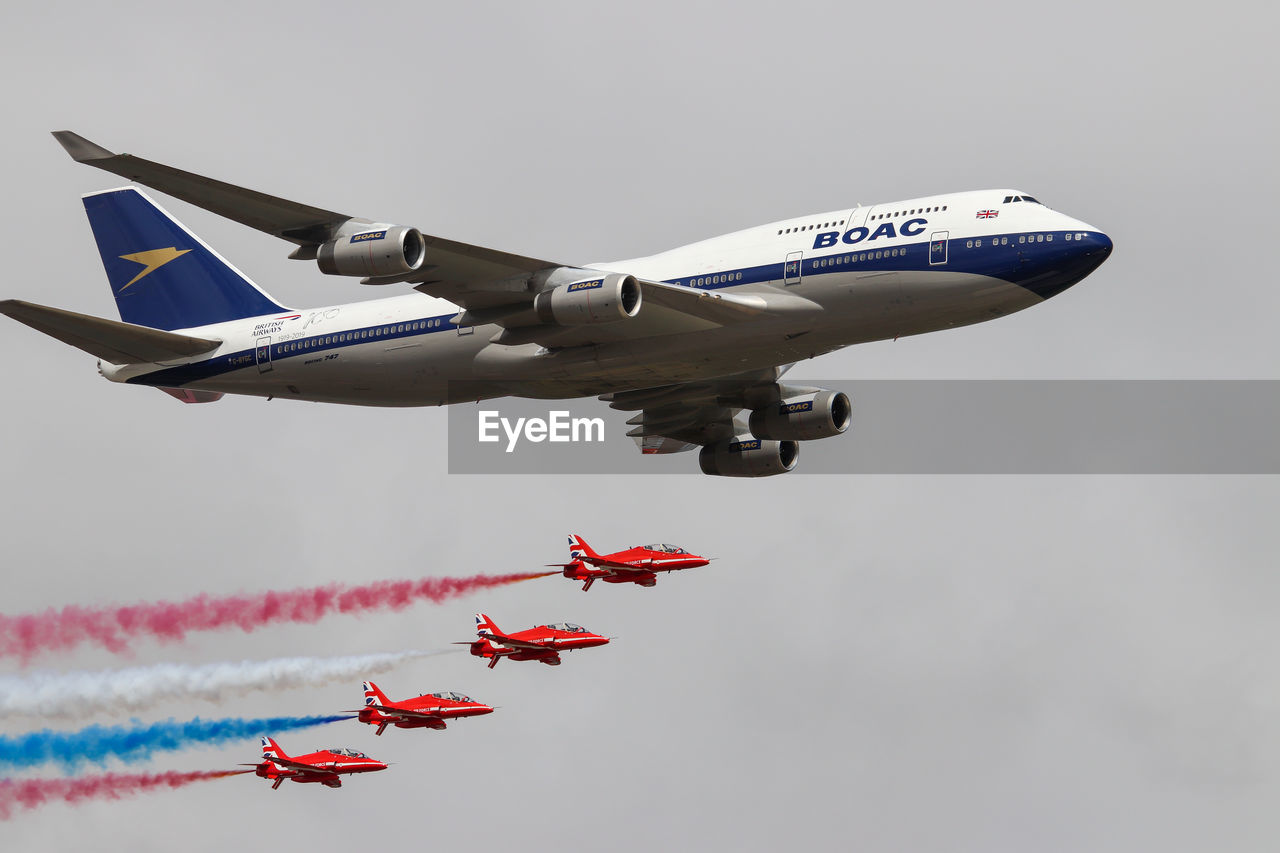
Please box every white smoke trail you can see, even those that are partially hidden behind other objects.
[0,649,455,719]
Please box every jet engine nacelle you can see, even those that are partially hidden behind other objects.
[749,390,852,441]
[533,270,642,325]
[317,225,426,277]
[698,436,799,477]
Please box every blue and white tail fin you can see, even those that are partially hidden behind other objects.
[82,187,287,331]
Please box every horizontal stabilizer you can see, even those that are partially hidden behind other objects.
[158,387,224,403]
[0,299,221,364]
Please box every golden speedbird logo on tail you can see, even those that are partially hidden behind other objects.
[117,247,191,291]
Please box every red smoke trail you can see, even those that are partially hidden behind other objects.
[0,571,554,664]
[0,769,249,820]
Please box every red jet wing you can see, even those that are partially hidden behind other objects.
[368,704,443,719]
[484,631,558,651]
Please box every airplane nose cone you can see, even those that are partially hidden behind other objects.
[1013,228,1113,300]
[475,704,495,715]
[1083,230,1113,260]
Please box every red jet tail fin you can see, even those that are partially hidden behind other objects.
[475,612,501,637]
[260,736,288,761]
[362,681,391,708]
[568,534,600,563]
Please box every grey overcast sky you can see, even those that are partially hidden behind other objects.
[1,2,1277,851]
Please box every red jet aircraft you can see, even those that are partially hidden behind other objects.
[550,534,711,591]
[354,681,494,735]
[462,612,610,668]
[248,736,387,789]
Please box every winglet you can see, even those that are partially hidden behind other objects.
[52,130,115,162]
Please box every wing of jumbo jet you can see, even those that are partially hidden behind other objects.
[52,131,556,281]
[604,367,802,452]
[53,132,812,346]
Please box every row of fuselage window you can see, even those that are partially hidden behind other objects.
[680,272,745,288]
[775,204,949,236]
[964,231,1090,249]
[273,318,449,355]
[811,246,909,269]
[682,247,910,285]
[869,204,947,221]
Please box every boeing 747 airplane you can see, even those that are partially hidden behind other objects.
[1,132,1112,475]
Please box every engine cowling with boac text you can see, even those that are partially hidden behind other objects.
[698,435,799,477]
[533,270,642,325]
[749,390,852,441]
[317,225,426,278]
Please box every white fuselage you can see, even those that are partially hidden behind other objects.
[101,189,1110,405]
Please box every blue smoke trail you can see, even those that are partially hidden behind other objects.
[0,714,350,771]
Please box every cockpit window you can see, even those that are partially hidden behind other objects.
[547,622,586,632]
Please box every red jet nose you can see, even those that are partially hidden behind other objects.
[472,704,495,715]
